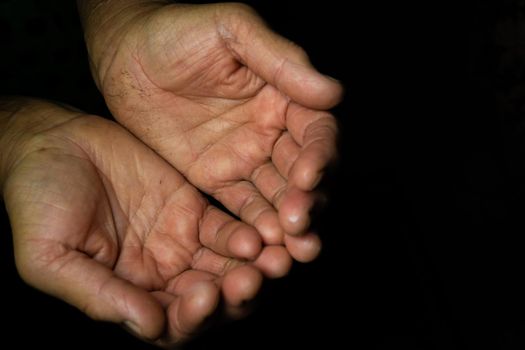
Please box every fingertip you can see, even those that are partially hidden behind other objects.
[306,70,344,110]
[128,292,166,341]
[290,163,323,191]
[171,282,220,338]
[186,282,220,317]
[254,245,293,278]
[279,188,314,235]
[222,265,263,306]
[284,63,343,110]
[284,232,322,263]
[228,227,262,260]
[319,74,344,109]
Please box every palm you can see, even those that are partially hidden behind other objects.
[101,4,340,243]
[4,114,270,345]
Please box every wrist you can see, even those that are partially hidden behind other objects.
[77,0,169,88]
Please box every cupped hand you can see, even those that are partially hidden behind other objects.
[2,100,290,347]
[85,2,341,256]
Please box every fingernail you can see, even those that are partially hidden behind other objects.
[123,320,142,336]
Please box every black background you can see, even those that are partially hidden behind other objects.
[2,0,525,349]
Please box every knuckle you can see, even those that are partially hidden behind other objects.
[271,184,287,207]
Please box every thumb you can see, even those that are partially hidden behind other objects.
[15,245,165,341]
[221,4,343,109]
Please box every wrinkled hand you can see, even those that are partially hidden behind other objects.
[83,2,341,257]
[2,100,289,347]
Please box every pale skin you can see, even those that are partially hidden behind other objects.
[0,99,290,346]
[0,1,341,347]
[78,0,342,250]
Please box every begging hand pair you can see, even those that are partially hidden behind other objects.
[0,1,341,347]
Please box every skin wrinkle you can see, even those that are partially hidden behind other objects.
[8,136,122,264]
[272,57,290,95]
[301,123,338,171]
[182,110,242,134]
[246,123,285,178]
[87,232,118,266]
[303,128,333,151]
[296,111,334,146]
[130,52,161,98]
[216,256,237,277]
[217,5,258,66]
[130,39,255,122]
[128,191,154,242]
[269,177,287,208]
[249,162,271,186]
[147,240,195,285]
[216,22,244,65]
[114,234,163,290]
[141,243,169,289]
[220,138,255,174]
[37,251,85,304]
[248,161,289,209]
[189,246,206,272]
[201,207,228,249]
[270,96,290,149]
[252,204,275,228]
[187,43,227,89]
[4,119,85,180]
[154,15,214,69]
[20,239,72,275]
[93,3,164,88]
[135,189,202,284]
[185,120,251,188]
[88,271,116,316]
[271,135,298,179]
[90,166,126,254]
[236,183,265,219]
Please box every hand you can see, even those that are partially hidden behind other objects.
[80,2,342,258]
[1,99,288,347]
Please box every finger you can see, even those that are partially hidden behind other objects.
[284,232,322,263]
[151,270,221,346]
[221,265,264,307]
[250,163,317,236]
[272,131,301,179]
[222,4,343,109]
[278,187,316,235]
[15,248,164,340]
[214,181,284,245]
[253,245,293,278]
[163,281,220,345]
[286,104,338,191]
[191,246,281,287]
[191,247,244,276]
[164,270,218,295]
[250,162,288,209]
[199,205,262,260]
[165,267,259,322]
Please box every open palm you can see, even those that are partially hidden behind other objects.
[93,3,341,250]
[3,103,288,346]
